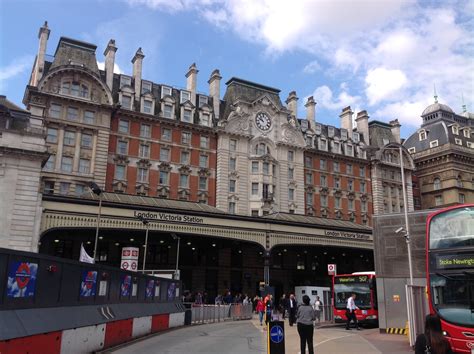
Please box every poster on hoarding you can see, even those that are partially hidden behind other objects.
[121,275,132,297]
[7,261,38,298]
[155,280,161,298]
[80,270,97,297]
[167,282,176,300]
[146,279,154,298]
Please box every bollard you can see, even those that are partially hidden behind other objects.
[267,320,285,354]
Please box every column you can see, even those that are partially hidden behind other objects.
[55,126,65,170]
[91,132,98,175]
[73,128,82,172]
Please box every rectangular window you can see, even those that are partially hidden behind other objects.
[288,150,294,162]
[352,132,360,142]
[229,157,236,171]
[79,159,90,174]
[319,138,327,151]
[63,131,75,146]
[348,180,354,191]
[81,133,93,148]
[83,111,95,124]
[347,164,353,175]
[335,197,341,209]
[161,128,171,141]
[349,199,354,210]
[75,184,85,197]
[229,139,237,151]
[199,155,208,168]
[251,161,258,173]
[49,104,62,118]
[199,176,207,190]
[59,182,70,195]
[251,210,259,217]
[163,104,173,118]
[179,174,188,187]
[306,192,313,206]
[120,75,132,88]
[430,140,439,148]
[288,168,294,180]
[182,109,192,123]
[229,180,236,193]
[140,124,151,138]
[119,120,129,133]
[143,100,152,114]
[252,183,259,195]
[180,90,191,104]
[201,113,210,126]
[121,95,132,110]
[45,155,55,170]
[320,175,327,187]
[361,200,367,212]
[181,151,190,164]
[459,193,465,204]
[315,124,322,135]
[346,145,353,156]
[341,129,348,140]
[115,165,125,180]
[159,171,169,185]
[305,156,312,168]
[67,107,78,120]
[181,132,191,145]
[46,128,58,143]
[305,172,312,184]
[117,141,128,155]
[334,177,340,189]
[328,126,335,137]
[435,195,443,206]
[161,86,172,98]
[361,181,366,193]
[320,159,326,170]
[455,138,462,146]
[333,142,340,154]
[160,147,170,161]
[139,144,150,158]
[360,166,365,177]
[141,81,152,94]
[320,195,328,207]
[44,181,55,194]
[137,168,148,183]
[229,202,236,214]
[288,188,294,201]
[200,136,209,149]
[61,156,73,172]
[263,162,269,175]
[463,129,470,138]
[199,95,208,107]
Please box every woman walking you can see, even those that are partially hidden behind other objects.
[296,295,316,354]
[415,314,452,354]
[256,297,265,326]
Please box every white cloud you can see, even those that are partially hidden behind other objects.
[0,55,33,91]
[303,60,321,74]
[313,85,360,111]
[97,61,122,74]
[372,100,428,127]
[365,68,408,105]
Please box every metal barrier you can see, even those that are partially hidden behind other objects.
[320,304,334,323]
[185,303,253,324]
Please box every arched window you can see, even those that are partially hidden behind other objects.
[433,177,441,190]
[62,81,89,98]
[255,143,268,156]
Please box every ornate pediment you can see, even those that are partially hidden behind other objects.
[319,187,329,195]
[334,189,343,197]
[305,185,315,193]
[251,94,280,112]
[198,168,211,177]
[112,180,127,192]
[178,188,190,196]
[360,193,368,202]
[135,183,149,195]
[320,208,329,217]
[178,165,192,174]
[229,170,239,178]
[226,106,250,134]
[137,159,151,168]
[228,194,240,201]
[114,155,130,164]
[347,191,356,200]
[158,161,172,171]
[181,100,195,109]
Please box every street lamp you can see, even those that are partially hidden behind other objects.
[171,233,180,280]
[137,215,150,272]
[89,182,103,262]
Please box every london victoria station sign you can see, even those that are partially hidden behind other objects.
[134,211,205,224]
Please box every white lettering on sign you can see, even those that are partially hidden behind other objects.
[324,230,371,240]
[134,211,204,224]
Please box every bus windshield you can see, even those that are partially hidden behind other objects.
[429,207,474,249]
[334,283,372,310]
[430,273,474,327]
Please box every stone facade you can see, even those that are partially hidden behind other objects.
[0,96,48,251]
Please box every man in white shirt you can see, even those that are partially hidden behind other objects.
[346,293,360,330]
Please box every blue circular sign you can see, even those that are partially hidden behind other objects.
[270,325,284,344]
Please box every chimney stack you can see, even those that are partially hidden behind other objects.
[340,106,353,132]
[132,47,145,103]
[286,91,298,117]
[31,21,50,86]
[356,110,370,145]
[208,69,222,119]
[104,39,117,91]
[389,119,401,143]
[305,96,316,122]
[186,63,198,105]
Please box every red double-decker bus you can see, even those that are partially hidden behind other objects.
[333,272,378,327]
[427,204,474,353]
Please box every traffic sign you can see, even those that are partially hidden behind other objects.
[328,263,337,275]
[270,325,284,343]
[268,321,285,354]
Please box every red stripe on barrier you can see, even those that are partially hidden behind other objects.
[0,331,62,354]
[151,314,170,333]
[104,319,133,349]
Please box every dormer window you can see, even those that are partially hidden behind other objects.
[346,144,354,156]
[463,129,470,138]
[201,113,210,126]
[199,95,208,108]
[333,141,340,154]
[328,126,334,137]
[121,95,132,110]
[141,81,152,94]
[120,75,132,88]
[315,124,322,135]
[61,81,89,98]
[143,99,152,114]
[318,138,327,151]
[163,104,173,118]
[161,86,172,98]
[408,147,416,154]
[352,132,360,143]
[305,135,313,146]
[419,130,427,141]
[452,125,459,135]
[341,129,348,140]
[430,140,438,148]
[455,138,462,146]
[182,109,192,123]
[180,90,191,104]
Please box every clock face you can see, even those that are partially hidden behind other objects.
[255,112,271,131]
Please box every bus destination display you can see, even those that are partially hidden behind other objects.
[435,253,474,269]
[334,276,370,284]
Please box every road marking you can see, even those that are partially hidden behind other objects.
[314,333,355,347]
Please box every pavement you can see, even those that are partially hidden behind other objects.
[106,315,414,354]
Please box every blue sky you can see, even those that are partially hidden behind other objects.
[1,0,473,138]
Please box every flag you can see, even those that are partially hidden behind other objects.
[80,243,95,264]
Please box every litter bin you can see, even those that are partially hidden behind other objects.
[184,309,192,325]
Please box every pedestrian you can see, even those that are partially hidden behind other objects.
[345,293,360,330]
[264,294,273,325]
[313,295,323,325]
[280,294,288,319]
[224,291,233,304]
[415,314,453,354]
[256,296,265,326]
[296,295,316,354]
[288,293,297,326]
